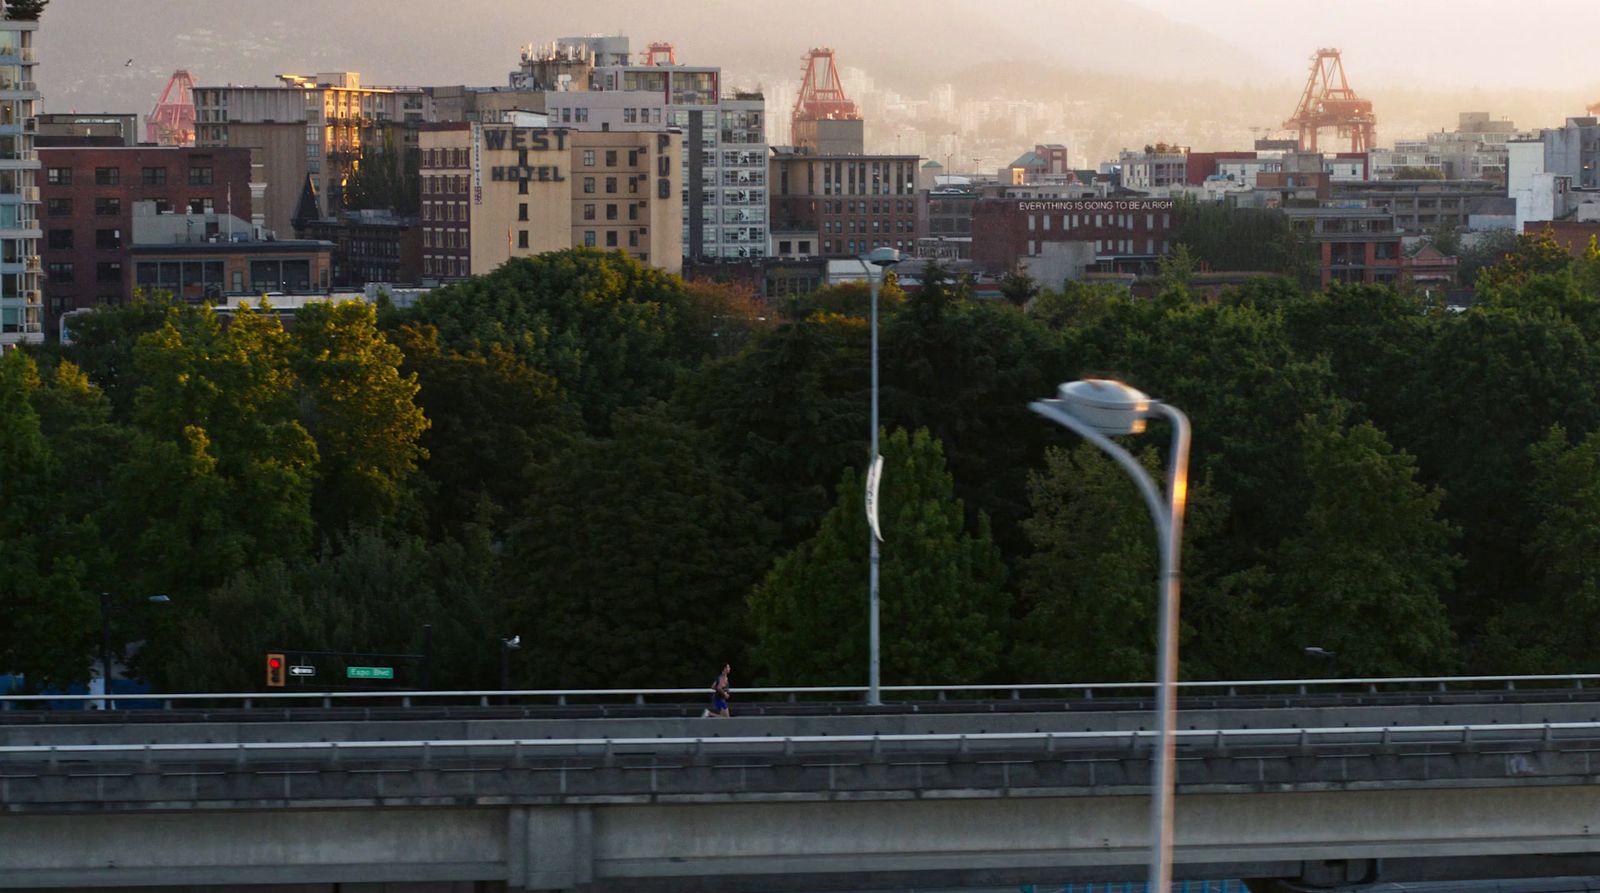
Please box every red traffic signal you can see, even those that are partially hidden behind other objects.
[266,652,286,687]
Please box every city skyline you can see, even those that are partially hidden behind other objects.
[43,0,1600,156]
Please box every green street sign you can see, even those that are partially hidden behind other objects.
[345,666,394,680]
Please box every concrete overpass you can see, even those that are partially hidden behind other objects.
[11,683,1600,892]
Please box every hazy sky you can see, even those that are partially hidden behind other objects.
[38,0,1600,124]
[1128,0,1593,90]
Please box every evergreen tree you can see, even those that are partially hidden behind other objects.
[3,0,47,21]
[748,428,1009,685]
[1273,416,1459,676]
[0,351,97,688]
[502,405,776,688]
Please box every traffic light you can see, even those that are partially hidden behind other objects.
[266,652,286,687]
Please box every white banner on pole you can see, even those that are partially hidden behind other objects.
[865,454,885,542]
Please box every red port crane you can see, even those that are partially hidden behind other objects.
[148,69,196,146]
[1283,49,1376,153]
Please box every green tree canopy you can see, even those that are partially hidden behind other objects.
[1272,417,1459,676]
[502,405,776,688]
[748,428,1009,685]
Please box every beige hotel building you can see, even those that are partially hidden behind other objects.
[419,121,682,279]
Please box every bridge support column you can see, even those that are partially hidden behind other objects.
[508,805,594,892]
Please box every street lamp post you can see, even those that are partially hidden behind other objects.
[97,592,172,709]
[859,246,901,707]
[499,635,521,691]
[1029,379,1190,892]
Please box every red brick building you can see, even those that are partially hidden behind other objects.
[768,147,921,258]
[971,197,1176,275]
[1285,206,1403,287]
[40,146,251,326]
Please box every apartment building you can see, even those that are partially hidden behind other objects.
[39,145,251,326]
[0,15,39,347]
[1284,206,1403,287]
[193,72,432,236]
[768,147,920,259]
[418,122,682,279]
[971,197,1175,277]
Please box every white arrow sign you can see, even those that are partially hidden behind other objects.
[288,665,316,677]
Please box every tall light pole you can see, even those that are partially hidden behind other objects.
[859,246,901,707]
[97,592,171,709]
[1029,379,1190,891]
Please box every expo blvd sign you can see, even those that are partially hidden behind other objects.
[481,127,675,199]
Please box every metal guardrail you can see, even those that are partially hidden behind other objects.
[4,673,1600,711]
[2,721,1595,760]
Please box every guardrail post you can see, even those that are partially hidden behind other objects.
[1045,732,1057,753]
[329,741,340,766]
[242,698,252,710]
[558,694,567,706]
[422,741,431,767]
[636,694,645,705]
[783,737,794,758]
[957,734,969,756]
[1010,689,1020,700]
[403,696,412,708]
[236,743,247,769]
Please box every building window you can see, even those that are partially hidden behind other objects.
[583,150,595,167]
[561,108,572,123]
[95,229,121,250]
[605,150,617,166]
[96,261,122,283]
[583,230,596,247]
[518,179,529,195]
[46,197,71,217]
[605,231,618,247]
[188,166,213,186]
[605,204,617,221]
[47,167,72,185]
[518,202,528,222]
[187,198,214,214]
[583,177,595,194]
[799,240,811,253]
[583,204,595,221]
[629,230,639,248]
[95,197,121,216]
[47,229,72,249]
[142,167,167,186]
[95,167,121,186]
[518,230,529,249]
[623,109,637,124]
[574,108,588,123]
[605,177,617,194]
[47,261,73,282]
[628,204,638,221]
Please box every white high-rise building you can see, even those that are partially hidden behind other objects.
[0,10,38,347]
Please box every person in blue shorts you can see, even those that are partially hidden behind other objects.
[709,663,731,717]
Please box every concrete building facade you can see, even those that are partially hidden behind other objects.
[971,197,1175,276]
[40,145,252,326]
[193,72,433,237]
[419,122,682,279]
[769,148,920,259]
[35,112,138,148]
[129,203,333,301]
[1285,206,1403,287]
[0,16,39,347]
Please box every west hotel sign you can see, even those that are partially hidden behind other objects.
[472,126,676,203]
[482,127,570,183]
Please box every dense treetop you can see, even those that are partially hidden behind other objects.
[6,237,1600,693]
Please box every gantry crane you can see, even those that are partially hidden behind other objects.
[1282,49,1376,153]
